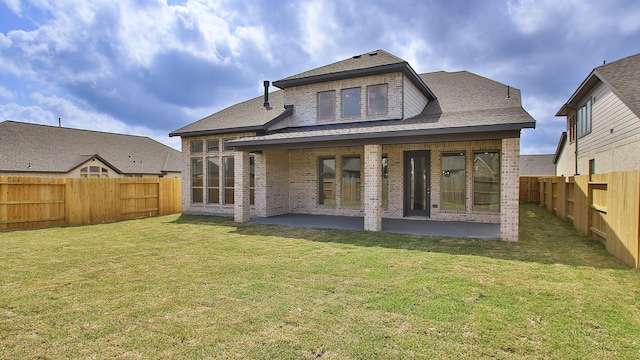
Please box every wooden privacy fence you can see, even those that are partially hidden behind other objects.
[536,171,640,269]
[0,177,181,230]
[519,176,540,203]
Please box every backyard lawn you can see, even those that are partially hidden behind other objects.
[1,203,639,359]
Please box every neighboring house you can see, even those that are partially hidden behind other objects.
[0,120,181,178]
[520,154,555,176]
[554,52,640,177]
[170,50,535,241]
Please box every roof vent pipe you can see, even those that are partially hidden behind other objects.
[263,80,270,109]
[506,85,510,99]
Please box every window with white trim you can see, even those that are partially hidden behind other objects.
[577,99,592,137]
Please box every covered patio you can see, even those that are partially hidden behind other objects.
[251,214,500,240]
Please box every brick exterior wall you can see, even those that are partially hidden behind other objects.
[234,150,250,223]
[269,73,405,131]
[500,137,520,242]
[255,150,290,217]
[181,133,521,240]
[180,132,255,215]
[364,144,382,231]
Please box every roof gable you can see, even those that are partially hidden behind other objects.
[0,121,181,175]
[556,52,640,117]
[171,51,535,145]
[272,50,436,100]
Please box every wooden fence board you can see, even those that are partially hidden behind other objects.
[1,177,181,231]
[606,171,640,269]
[0,177,66,230]
[535,173,640,269]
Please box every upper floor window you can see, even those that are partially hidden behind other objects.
[568,115,576,143]
[342,88,361,117]
[576,99,591,138]
[190,140,203,153]
[318,91,335,120]
[367,84,388,116]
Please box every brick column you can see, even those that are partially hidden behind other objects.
[364,144,382,231]
[234,150,250,223]
[500,137,520,242]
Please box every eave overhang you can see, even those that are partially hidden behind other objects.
[169,105,293,138]
[556,71,602,116]
[229,122,534,152]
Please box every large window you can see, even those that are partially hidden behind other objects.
[223,156,234,204]
[367,84,388,115]
[342,156,361,207]
[318,91,335,120]
[473,152,500,211]
[342,88,361,117]
[191,158,203,203]
[441,152,466,210]
[576,99,591,137]
[207,157,219,204]
[318,157,336,205]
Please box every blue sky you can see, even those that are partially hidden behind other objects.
[1,0,639,153]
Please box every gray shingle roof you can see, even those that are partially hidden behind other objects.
[230,70,534,147]
[272,50,436,100]
[170,50,535,147]
[274,50,405,83]
[556,52,640,117]
[0,121,181,175]
[595,53,640,117]
[169,90,289,137]
[520,154,555,176]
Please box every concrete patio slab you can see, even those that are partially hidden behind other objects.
[251,214,500,240]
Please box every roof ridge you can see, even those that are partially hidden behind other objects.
[596,52,640,70]
[2,120,155,141]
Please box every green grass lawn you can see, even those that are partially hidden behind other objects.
[1,203,639,359]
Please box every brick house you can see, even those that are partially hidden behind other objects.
[170,50,535,241]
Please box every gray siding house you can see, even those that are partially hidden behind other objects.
[170,50,535,241]
[555,52,640,177]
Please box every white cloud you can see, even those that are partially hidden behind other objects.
[507,0,574,34]
[0,92,180,149]
[300,1,339,58]
[1,0,22,14]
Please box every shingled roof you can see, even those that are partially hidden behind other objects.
[556,52,640,118]
[272,49,436,100]
[170,50,535,148]
[170,90,291,137]
[230,70,534,149]
[0,121,181,175]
